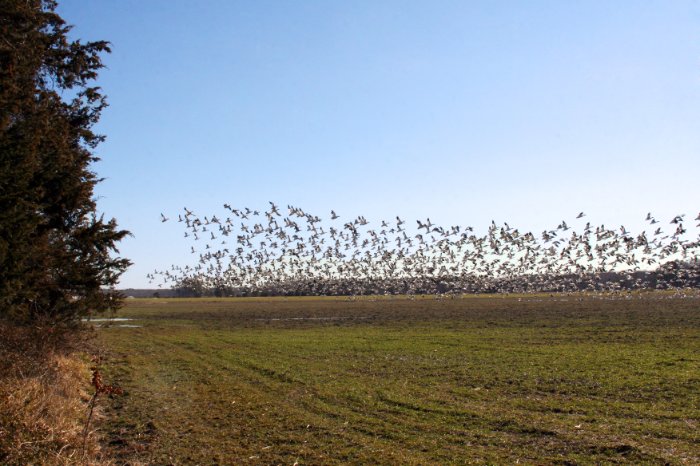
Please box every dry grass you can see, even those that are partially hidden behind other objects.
[0,322,109,465]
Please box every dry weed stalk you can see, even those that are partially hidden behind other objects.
[81,359,123,459]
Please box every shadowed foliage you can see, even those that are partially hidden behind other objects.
[0,0,130,323]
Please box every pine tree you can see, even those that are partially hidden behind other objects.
[0,0,130,323]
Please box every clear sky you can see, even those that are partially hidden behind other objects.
[56,1,700,289]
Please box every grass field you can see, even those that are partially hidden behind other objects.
[97,294,700,464]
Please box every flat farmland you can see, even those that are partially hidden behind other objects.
[97,294,700,464]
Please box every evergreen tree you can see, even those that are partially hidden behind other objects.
[0,0,130,322]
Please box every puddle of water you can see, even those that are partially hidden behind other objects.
[256,316,369,321]
[83,317,142,328]
[90,323,143,328]
[82,317,135,322]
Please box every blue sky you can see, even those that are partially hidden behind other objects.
[57,1,700,288]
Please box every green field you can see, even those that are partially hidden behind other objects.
[97,294,700,464]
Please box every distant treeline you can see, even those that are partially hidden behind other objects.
[159,261,700,298]
[121,289,178,298]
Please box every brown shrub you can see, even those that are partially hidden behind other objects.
[0,322,106,464]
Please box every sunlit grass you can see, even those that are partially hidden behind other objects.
[100,295,699,464]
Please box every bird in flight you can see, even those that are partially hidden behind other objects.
[152,203,700,296]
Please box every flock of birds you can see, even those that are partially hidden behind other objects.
[149,203,700,296]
